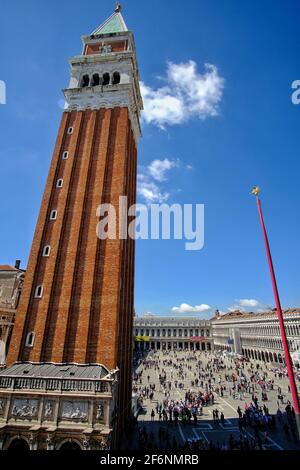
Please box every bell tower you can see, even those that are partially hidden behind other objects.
[65,3,141,143]
[1,5,142,449]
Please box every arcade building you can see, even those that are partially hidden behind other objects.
[134,316,213,352]
[211,308,300,364]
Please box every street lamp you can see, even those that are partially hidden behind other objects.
[251,186,300,438]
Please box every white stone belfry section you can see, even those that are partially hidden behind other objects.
[63,13,143,143]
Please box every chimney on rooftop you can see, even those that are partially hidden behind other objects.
[15,259,21,270]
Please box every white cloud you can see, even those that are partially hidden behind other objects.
[137,177,169,203]
[228,304,245,313]
[142,312,157,317]
[58,99,68,110]
[172,303,211,314]
[137,158,179,203]
[140,82,184,129]
[256,308,268,313]
[148,158,177,182]
[141,61,224,129]
[239,299,260,308]
[228,298,263,313]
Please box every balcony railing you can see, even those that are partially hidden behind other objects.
[0,375,113,394]
[143,336,212,340]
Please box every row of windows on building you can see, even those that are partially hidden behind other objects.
[240,337,284,349]
[215,334,300,353]
[214,323,300,338]
[135,328,210,337]
[243,324,300,337]
[241,336,299,351]
[80,71,120,88]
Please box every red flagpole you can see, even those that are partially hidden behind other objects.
[253,188,300,437]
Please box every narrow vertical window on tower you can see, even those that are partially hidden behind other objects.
[56,179,64,188]
[62,151,69,160]
[49,210,57,220]
[42,245,51,257]
[25,331,35,347]
[34,285,43,298]
[67,127,74,134]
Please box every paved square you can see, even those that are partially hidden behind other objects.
[130,350,300,450]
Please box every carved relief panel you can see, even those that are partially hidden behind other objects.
[11,398,39,420]
[60,401,88,422]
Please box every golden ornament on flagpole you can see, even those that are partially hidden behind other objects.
[251,186,260,196]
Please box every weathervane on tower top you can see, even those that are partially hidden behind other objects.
[115,2,122,12]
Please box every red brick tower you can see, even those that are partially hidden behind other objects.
[4,5,142,446]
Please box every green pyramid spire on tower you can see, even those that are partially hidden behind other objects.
[92,4,128,35]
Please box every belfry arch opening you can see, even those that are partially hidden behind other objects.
[91,73,100,86]
[112,72,120,85]
[102,73,110,86]
[81,74,90,88]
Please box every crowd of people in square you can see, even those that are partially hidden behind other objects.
[131,348,299,451]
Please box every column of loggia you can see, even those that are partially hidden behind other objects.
[48,110,97,363]
[96,108,130,368]
[28,112,83,363]
[192,329,195,351]
[6,112,70,366]
[71,109,112,364]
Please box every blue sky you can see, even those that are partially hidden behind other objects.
[0,0,299,318]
